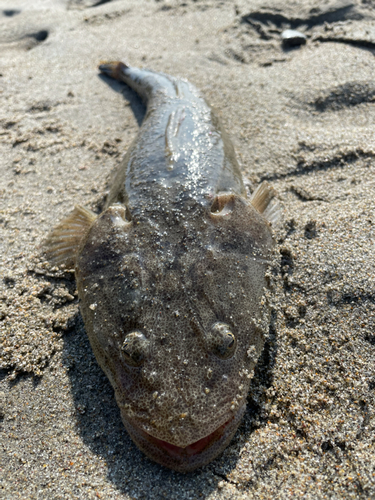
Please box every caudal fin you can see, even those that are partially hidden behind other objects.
[99,61,129,81]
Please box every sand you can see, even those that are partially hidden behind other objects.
[0,0,374,498]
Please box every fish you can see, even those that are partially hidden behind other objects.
[45,61,280,472]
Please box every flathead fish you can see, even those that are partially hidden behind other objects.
[46,61,279,472]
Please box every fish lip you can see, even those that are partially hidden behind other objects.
[122,404,246,472]
[142,416,235,456]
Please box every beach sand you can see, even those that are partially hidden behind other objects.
[0,0,374,498]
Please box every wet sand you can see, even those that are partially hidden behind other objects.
[1,0,374,498]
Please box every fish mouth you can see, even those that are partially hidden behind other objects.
[121,404,246,472]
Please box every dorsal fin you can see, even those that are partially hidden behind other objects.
[44,206,97,268]
[250,181,281,225]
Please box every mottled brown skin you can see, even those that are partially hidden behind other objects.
[74,62,274,472]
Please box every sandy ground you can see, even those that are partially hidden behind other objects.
[1,0,375,498]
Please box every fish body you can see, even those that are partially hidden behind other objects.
[46,62,278,472]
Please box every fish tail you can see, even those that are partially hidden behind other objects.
[99,60,151,100]
[99,60,178,103]
[99,61,129,81]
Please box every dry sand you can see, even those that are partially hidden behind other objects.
[1,0,374,498]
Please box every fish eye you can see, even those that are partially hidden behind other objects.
[206,322,237,359]
[121,331,149,367]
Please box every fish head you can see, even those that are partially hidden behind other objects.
[75,196,274,472]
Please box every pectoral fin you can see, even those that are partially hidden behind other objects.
[250,181,281,225]
[44,206,97,268]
